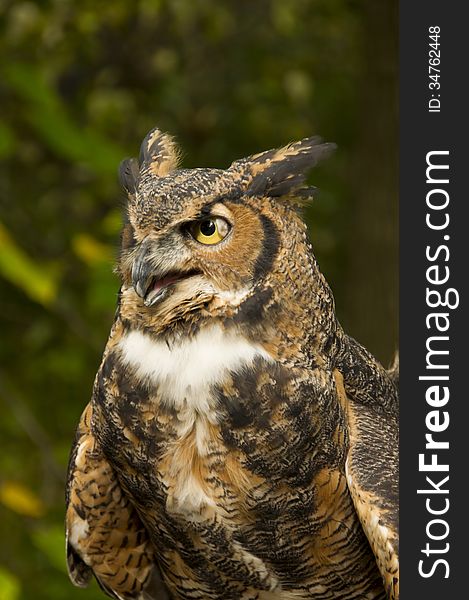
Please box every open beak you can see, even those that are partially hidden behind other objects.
[131,240,200,307]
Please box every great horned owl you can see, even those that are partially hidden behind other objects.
[66,128,399,600]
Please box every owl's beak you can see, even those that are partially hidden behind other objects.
[132,241,170,307]
[131,239,154,301]
[131,239,201,307]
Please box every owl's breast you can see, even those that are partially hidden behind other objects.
[97,323,281,512]
[118,323,274,418]
[93,322,383,598]
[96,320,348,519]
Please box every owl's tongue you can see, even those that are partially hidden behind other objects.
[143,274,179,307]
[143,270,200,307]
[152,273,182,293]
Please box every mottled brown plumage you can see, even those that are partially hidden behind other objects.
[66,127,399,599]
[66,402,170,600]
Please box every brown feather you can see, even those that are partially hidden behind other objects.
[66,403,169,599]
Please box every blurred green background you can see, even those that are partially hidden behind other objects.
[0,1,397,598]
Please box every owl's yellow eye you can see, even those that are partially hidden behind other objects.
[190,218,230,245]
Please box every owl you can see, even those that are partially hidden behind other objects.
[66,127,399,600]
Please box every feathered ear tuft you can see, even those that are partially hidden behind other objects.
[138,127,181,177]
[118,157,140,195]
[118,127,182,198]
[233,137,336,200]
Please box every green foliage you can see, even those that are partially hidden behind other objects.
[0,1,397,598]
[4,61,125,174]
[0,223,58,305]
[31,525,69,573]
[0,567,21,600]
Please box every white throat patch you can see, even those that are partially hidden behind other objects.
[118,325,272,415]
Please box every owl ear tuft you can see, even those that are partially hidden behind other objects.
[139,127,181,177]
[119,127,182,197]
[119,158,140,195]
[237,137,336,199]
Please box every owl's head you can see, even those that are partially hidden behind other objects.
[117,127,335,334]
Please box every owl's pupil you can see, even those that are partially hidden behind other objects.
[200,220,216,236]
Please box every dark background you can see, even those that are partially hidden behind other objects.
[0,1,397,598]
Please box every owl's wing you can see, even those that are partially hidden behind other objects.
[334,367,399,600]
[66,403,170,600]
